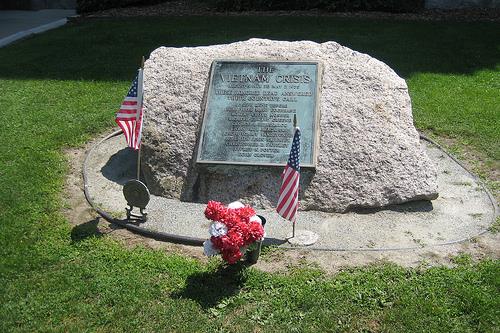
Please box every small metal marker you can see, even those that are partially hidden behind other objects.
[123,179,150,222]
[287,230,319,246]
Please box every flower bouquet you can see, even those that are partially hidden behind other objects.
[203,201,265,264]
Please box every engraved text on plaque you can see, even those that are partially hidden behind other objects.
[197,60,320,167]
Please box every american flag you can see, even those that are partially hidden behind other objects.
[115,69,143,150]
[276,127,300,222]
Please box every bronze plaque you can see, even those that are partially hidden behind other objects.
[197,60,321,167]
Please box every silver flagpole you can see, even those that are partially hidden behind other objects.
[136,56,145,180]
[286,114,318,246]
[136,146,141,180]
[123,56,150,223]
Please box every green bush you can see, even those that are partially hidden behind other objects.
[76,0,170,13]
[208,0,424,13]
[77,0,424,14]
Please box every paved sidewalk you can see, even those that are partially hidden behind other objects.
[85,133,498,251]
[0,9,75,45]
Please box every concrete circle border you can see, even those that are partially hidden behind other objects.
[83,130,499,251]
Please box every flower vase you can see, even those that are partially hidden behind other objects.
[246,215,266,264]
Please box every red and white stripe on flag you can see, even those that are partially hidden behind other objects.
[276,127,301,222]
[115,69,143,150]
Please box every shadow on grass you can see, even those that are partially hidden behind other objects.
[172,263,248,309]
[0,17,498,81]
[71,217,104,242]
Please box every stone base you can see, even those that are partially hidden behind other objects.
[287,230,320,246]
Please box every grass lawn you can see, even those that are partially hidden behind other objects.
[0,16,499,332]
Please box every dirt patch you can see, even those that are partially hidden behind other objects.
[80,1,500,22]
[62,130,499,274]
[63,132,208,262]
[423,131,499,202]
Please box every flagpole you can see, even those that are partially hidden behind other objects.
[136,56,145,181]
[292,114,297,238]
[137,145,142,180]
[283,113,318,246]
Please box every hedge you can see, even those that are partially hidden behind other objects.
[207,0,424,13]
[76,0,170,13]
[77,0,424,14]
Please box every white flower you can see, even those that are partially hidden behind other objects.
[209,221,228,237]
[228,201,245,209]
[249,215,266,239]
[203,240,220,257]
[249,215,262,224]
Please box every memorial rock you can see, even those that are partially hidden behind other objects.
[141,38,438,212]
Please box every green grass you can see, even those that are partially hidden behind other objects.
[0,17,499,332]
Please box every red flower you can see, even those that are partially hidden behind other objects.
[222,235,239,250]
[210,235,223,250]
[220,209,240,228]
[233,222,249,236]
[245,222,264,244]
[227,229,244,248]
[205,201,225,221]
[235,206,256,223]
[221,248,242,264]
[205,201,264,264]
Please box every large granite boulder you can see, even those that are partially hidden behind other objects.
[141,38,438,212]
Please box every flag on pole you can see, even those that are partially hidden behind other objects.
[276,127,301,222]
[115,69,143,150]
